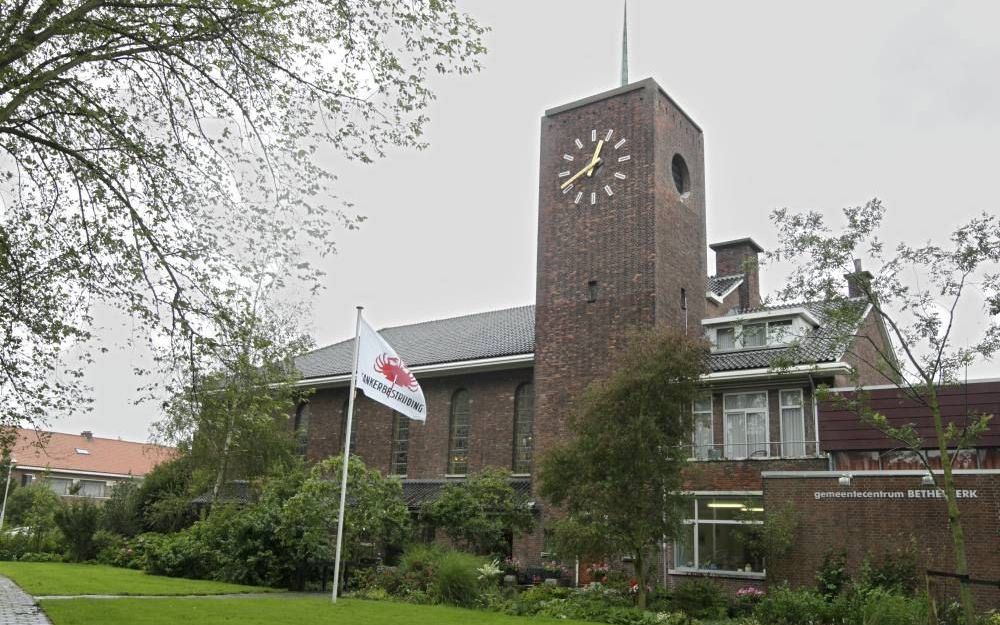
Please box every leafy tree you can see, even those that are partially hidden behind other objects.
[3,482,63,551]
[420,468,535,556]
[538,328,708,609]
[768,198,1000,623]
[100,479,143,537]
[156,286,311,501]
[277,454,410,589]
[135,455,198,533]
[0,1,487,442]
[55,499,101,561]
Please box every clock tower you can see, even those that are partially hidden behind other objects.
[533,77,707,465]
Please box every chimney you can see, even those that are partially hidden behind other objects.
[81,431,93,441]
[710,237,764,310]
[844,259,874,298]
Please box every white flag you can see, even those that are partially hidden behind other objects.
[355,318,427,421]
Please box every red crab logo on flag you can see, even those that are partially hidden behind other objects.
[374,353,419,391]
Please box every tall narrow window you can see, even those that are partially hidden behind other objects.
[723,392,768,459]
[391,412,410,476]
[513,383,534,474]
[779,389,805,457]
[341,398,358,455]
[294,402,311,456]
[692,395,714,460]
[447,390,471,474]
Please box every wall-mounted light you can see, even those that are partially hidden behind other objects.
[921,473,935,486]
[838,474,852,487]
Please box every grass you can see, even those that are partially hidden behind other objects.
[0,562,275,596]
[40,597,599,625]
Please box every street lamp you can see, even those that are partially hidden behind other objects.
[0,456,14,532]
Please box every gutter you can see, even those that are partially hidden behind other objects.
[296,353,535,388]
[701,362,850,383]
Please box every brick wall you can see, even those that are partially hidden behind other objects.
[302,367,534,478]
[764,472,1000,608]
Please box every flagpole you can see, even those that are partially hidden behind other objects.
[332,306,363,603]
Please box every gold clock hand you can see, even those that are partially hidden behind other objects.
[587,140,604,177]
[560,157,602,190]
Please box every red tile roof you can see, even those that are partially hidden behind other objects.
[11,428,177,477]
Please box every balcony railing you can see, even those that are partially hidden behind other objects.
[685,440,822,461]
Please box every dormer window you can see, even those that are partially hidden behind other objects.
[768,319,793,345]
[743,324,766,348]
[716,327,735,350]
[705,311,813,353]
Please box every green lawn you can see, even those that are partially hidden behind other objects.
[40,597,598,625]
[0,562,275,596]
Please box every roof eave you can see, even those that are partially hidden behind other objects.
[298,352,535,388]
[702,362,851,383]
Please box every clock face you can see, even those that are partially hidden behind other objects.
[555,127,630,206]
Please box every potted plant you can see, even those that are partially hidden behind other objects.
[586,561,610,584]
[501,556,521,585]
[542,560,563,585]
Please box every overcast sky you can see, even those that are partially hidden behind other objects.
[72,0,1000,442]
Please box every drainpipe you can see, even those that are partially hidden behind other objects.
[808,374,825,465]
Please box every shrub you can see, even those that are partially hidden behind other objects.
[54,500,101,561]
[92,530,124,565]
[856,588,926,625]
[816,549,849,599]
[101,480,143,537]
[144,528,217,579]
[430,550,483,606]
[671,578,727,619]
[110,532,164,569]
[857,545,920,597]
[753,586,830,625]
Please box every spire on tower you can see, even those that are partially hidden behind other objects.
[620,0,629,86]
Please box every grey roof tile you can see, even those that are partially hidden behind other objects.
[706,274,743,297]
[296,305,535,379]
[296,299,869,378]
[401,478,533,510]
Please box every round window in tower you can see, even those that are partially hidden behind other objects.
[671,153,690,197]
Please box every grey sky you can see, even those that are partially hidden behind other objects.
[74,1,1000,441]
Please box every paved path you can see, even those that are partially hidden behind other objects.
[36,592,321,600]
[0,576,51,625]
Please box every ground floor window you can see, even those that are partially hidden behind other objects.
[673,493,765,576]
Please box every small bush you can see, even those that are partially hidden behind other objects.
[672,578,727,619]
[753,586,830,625]
[857,545,920,597]
[144,528,217,579]
[857,587,925,625]
[816,549,849,599]
[92,530,124,565]
[54,500,101,561]
[430,550,483,607]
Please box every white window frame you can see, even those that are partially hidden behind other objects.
[742,323,766,348]
[715,327,736,350]
[723,391,770,459]
[767,319,794,345]
[778,389,806,457]
[671,493,766,578]
[691,396,714,460]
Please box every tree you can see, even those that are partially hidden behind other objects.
[420,468,535,556]
[275,454,410,590]
[155,283,312,501]
[135,455,198,534]
[769,199,1000,624]
[0,1,487,443]
[54,499,101,561]
[538,328,708,609]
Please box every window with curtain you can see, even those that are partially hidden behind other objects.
[768,319,794,345]
[390,412,410,476]
[779,389,805,456]
[341,399,358,455]
[716,327,735,350]
[692,395,714,459]
[512,383,534,474]
[294,402,311,456]
[724,392,768,459]
[448,389,471,474]
[77,480,106,498]
[742,323,766,348]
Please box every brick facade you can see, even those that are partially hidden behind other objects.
[764,472,1000,608]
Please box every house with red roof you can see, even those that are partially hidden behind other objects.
[8,428,176,500]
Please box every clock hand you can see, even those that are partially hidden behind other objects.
[587,140,604,177]
[560,157,602,190]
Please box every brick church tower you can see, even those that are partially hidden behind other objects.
[533,78,707,479]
